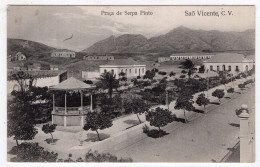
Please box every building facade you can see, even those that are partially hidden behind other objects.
[8,52,27,61]
[170,54,213,60]
[99,59,146,79]
[51,51,75,58]
[83,54,114,61]
[203,53,254,73]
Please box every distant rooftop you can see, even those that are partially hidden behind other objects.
[7,70,67,81]
[203,53,253,63]
[170,53,214,56]
[100,58,145,66]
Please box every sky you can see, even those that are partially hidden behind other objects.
[7,6,255,51]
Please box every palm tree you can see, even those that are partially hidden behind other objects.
[179,59,196,78]
[96,72,119,98]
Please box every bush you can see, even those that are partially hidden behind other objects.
[235,108,249,116]
[180,75,186,78]
[158,71,167,75]
[137,76,141,79]
[142,124,150,133]
[85,150,133,162]
[9,142,58,162]
[227,87,234,94]
[146,129,168,138]
[238,84,245,89]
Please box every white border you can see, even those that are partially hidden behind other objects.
[0,1,259,167]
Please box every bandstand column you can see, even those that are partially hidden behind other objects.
[80,90,84,128]
[52,93,55,124]
[64,91,67,127]
[90,91,93,112]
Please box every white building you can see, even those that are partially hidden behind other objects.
[83,54,114,61]
[99,59,146,79]
[82,71,100,81]
[203,53,254,73]
[51,51,75,58]
[158,57,171,63]
[170,54,214,60]
[7,70,67,94]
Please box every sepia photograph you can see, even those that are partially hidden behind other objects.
[6,5,255,163]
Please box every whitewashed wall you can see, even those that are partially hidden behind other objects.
[7,75,60,94]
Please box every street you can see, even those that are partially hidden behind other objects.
[107,86,254,162]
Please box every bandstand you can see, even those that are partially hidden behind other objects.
[49,77,95,127]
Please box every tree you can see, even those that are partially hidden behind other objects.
[8,85,39,146]
[227,87,234,94]
[145,70,156,80]
[179,59,196,78]
[196,93,210,109]
[151,68,159,73]
[8,142,58,162]
[84,80,93,85]
[85,150,132,162]
[96,72,120,98]
[123,98,150,124]
[145,107,173,137]
[174,95,195,123]
[42,123,57,143]
[8,71,36,92]
[169,71,176,77]
[212,89,225,102]
[83,112,113,141]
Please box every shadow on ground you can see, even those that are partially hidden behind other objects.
[224,97,231,99]
[144,129,169,138]
[44,138,59,144]
[124,119,140,125]
[85,133,110,142]
[210,102,220,105]
[173,117,186,123]
[229,123,240,128]
[194,109,205,114]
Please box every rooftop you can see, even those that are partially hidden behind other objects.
[203,53,253,63]
[49,77,94,91]
[7,70,67,81]
[100,58,145,66]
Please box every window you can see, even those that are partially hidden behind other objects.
[104,69,107,73]
[217,66,220,71]
[125,69,127,74]
[111,69,114,74]
[135,69,137,74]
[236,66,239,72]
[210,66,213,71]
[228,66,231,71]
[129,69,131,74]
[142,68,144,73]
[121,69,123,72]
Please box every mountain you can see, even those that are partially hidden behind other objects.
[82,34,149,54]
[82,26,255,54]
[7,38,75,59]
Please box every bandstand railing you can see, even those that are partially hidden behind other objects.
[53,106,91,115]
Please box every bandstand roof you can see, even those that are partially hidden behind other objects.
[49,77,94,91]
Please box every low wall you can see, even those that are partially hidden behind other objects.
[53,115,86,126]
